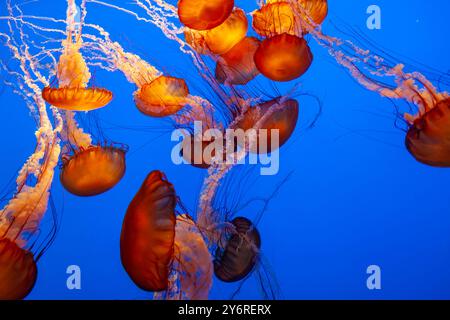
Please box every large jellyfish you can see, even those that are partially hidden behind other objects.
[121,171,212,299]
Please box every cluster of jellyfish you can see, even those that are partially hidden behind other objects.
[0,0,449,300]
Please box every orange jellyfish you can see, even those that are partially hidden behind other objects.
[252,0,328,37]
[254,33,313,82]
[405,98,450,167]
[134,75,189,117]
[60,145,126,197]
[235,97,299,153]
[120,171,176,291]
[42,36,113,111]
[0,239,37,300]
[214,217,261,282]
[180,134,235,169]
[178,0,235,31]
[185,8,247,55]
[215,37,261,85]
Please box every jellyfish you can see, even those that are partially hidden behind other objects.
[41,4,113,112]
[180,134,236,169]
[0,1,64,299]
[178,0,235,31]
[214,217,261,283]
[0,239,37,300]
[185,8,247,55]
[121,171,213,299]
[121,171,177,291]
[234,97,299,153]
[254,33,313,82]
[405,98,450,167]
[60,144,126,197]
[215,37,261,85]
[134,75,190,118]
[252,0,328,37]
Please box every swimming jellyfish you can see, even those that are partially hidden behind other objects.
[214,217,261,283]
[178,0,235,31]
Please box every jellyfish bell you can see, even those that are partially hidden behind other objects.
[178,0,235,31]
[405,98,450,167]
[185,8,248,55]
[120,170,176,292]
[254,33,313,82]
[134,75,189,117]
[215,37,261,85]
[235,98,299,153]
[42,86,113,112]
[214,217,261,283]
[252,0,328,37]
[60,145,126,197]
[0,238,37,300]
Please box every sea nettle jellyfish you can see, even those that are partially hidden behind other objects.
[254,33,313,82]
[252,0,328,37]
[405,98,450,167]
[42,37,112,111]
[134,75,190,118]
[121,171,177,291]
[216,37,261,85]
[178,0,235,31]
[214,217,261,282]
[235,97,299,153]
[0,239,37,300]
[60,144,126,197]
[185,8,248,55]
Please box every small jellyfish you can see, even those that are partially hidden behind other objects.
[234,97,299,153]
[215,37,261,85]
[0,239,37,300]
[178,0,235,31]
[120,171,176,291]
[185,8,248,55]
[253,0,328,37]
[405,98,450,167]
[214,217,261,283]
[60,145,126,197]
[134,75,190,117]
[254,33,313,82]
[42,38,113,111]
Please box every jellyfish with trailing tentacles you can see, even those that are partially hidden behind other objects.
[0,1,64,299]
[41,4,113,112]
[405,97,450,167]
[214,217,261,283]
[121,171,212,299]
[234,97,299,154]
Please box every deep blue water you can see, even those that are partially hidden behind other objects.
[0,0,449,299]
